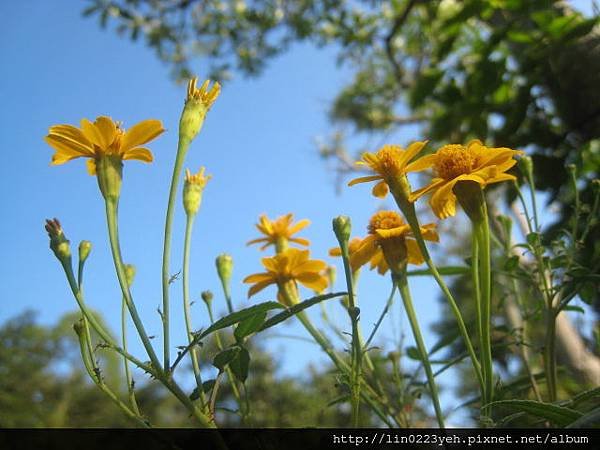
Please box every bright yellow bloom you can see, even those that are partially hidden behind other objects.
[407,140,522,219]
[330,237,384,274]
[350,211,438,274]
[247,214,311,251]
[187,77,221,108]
[243,248,329,304]
[45,116,164,175]
[348,142,428,198]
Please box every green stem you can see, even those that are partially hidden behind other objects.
[122,296,141,415]
[364,284,396,351]
[545,309,558,402]
[183,214,207,408]
[475,200,494,415]
[161,137,191,370]
[394,273,445,429]
[338,238,362,427]
[105,198,163,373]
[394,196,484,392]
[472,228,483,367]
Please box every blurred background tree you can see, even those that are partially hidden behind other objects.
[83,0,600,417]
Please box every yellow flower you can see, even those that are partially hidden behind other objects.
[183,167,211,216]
[45,116,164,175]
[330,237,383,274]
[247,214,311,251]
[187,77,221,108]
[180,77,221,143]
[243,248,329,304]
[350,211,438,274]
[348,142,428,198]
[407,140,522,219]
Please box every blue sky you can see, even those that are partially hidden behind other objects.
[0,0,594,426]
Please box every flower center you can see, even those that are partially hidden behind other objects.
[374,146,404,179]
[434,144,479,180]
[368,210,405,234]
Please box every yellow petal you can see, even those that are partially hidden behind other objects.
[329,246,342,257]
[349,235,378,271]
[248,280,274,298]
[348,175,383,187]
[409,178,446,202]
[86,158,97,175]
[406,239,425,265]
[243,273,274,284]
[122,147,154,162]
[372,181,389,198]
[289,237,311,247]
[247,237,269,246]
[121,119,165,151]
[93,116,117,147]
[50,151,83,165]
[429,179,460,219]
[45,128,95,157]
[485,173,517,185]
[292,259,328,276]
[81,118,109,148]
[419,223,439,242]
[375,224,411,239]
[399,140,428,166]
[295,272,328,293]
[288,218,311,235]
[405,153,438,173]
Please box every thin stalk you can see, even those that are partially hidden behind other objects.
[476,198,494,413]
[338,237,362,426]
[161,137,191,370]
[105,198,162,373]
[472,227,483,368]
[394,196,484,391]
[395,274,445,429]
[183,214,207,408]
[122,296,141,415]
[364,284,396,351]
[545,309,558,402]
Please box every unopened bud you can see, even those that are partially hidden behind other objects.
[78,240,92,264]
[183,167,211,216]
[216,253,233,285]
[179,77,221,144]
[519,155,534,178]
[124,264,136,287]
[45,218,71,262]
[332,215,352,246]
[201,290,214,306]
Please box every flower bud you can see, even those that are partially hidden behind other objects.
[179,77,221,144]
[332,215,352,246]
[124,264,136,287]
[201,290,214,306]
[78,240,92,264]
[183,167,211,216]
[45,218,71,263]
[216,253,233,286]
[519,155,534,178]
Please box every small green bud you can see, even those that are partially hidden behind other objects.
[216,253,233,285]
[201,290,214,306]
[183,168,211,216]
[78,240,92,264]
[45,218,71,263]
[124,264,136,287]
[519,155,534,178]
[332,215,352,246]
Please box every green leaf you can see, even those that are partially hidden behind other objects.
[406,266,469,277]
[229,347,250,383]
[488,400,583,426]
[507,30,534,44]
[234,312,267,342]
[406,346,422,361]
[503,255,520,271]
[566,406,600,428]
[570,386,600,406]
[195,302,284,340]
[189,379,216,400]
[562,305,585,314]
[213,347,241,371]
[409,68,443,108]
[257,292,345,332]
[526,232,540,246]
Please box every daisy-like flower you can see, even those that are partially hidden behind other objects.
[247,214,311,252]
[348,141,428,198]
[45,116,165,175]
[408,140,523,219]
[243,248,329,305]
[350,211,438,275]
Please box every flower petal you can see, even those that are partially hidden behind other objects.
[348,175,383,187]
[86,158,97,176]
[243,273,274,284]
[121,119,165,151]
[122,147,154,162]
[399,140,428,166]
[289,237,311,247]
[81,118,108,149]
[93,116,117,148]
[292,259,327,276]
[419,223,439,242]
[405,153,438,173]
[247,280,274,298]
[406,239,425,265]
[288,218,311,235]
[409,178,446,202]
[349,235,378,271]
[295,272,328,293]
[372,180,389,198]
[247,237,269,246]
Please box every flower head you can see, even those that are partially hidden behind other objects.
[350,211,438,275]
[45,116,164,175]
[243,248,328,305]
[348,142,428,198]
[45,218,71,262]
[408,140,523,219]
[183,167,211,215]
[247,214,311,252]
[180,77,221,142]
